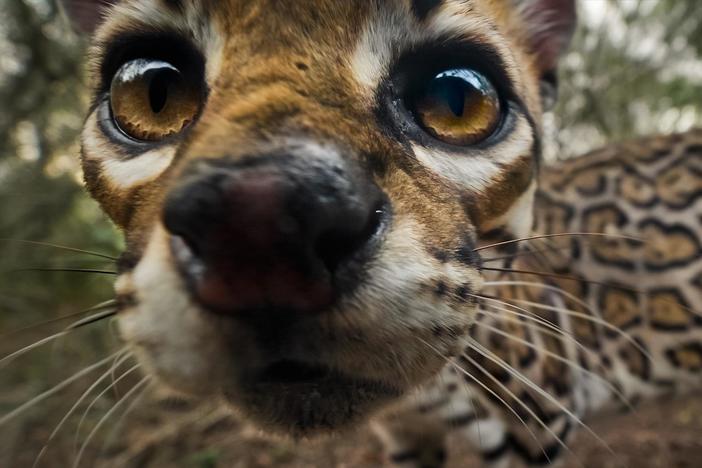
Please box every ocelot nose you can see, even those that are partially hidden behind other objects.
[162,146,388,314]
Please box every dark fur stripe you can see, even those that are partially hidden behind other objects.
[162,0,184,11]
[390,450,420,463]
[445,412,477,427]
[411,0,442,21]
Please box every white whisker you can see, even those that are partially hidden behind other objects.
[73,376,152,468]
[483,281,653,363]
[472,317,634,412]
[0,351,123,427]
[74,362,142,454]
[31,351,135,468]
[415,336,552,463]
[0,309,118,368]
[467,339,619,461]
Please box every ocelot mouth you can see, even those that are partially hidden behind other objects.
[258,359,331,384]
[228,359,404,435]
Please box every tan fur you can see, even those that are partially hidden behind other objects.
[65,1,702,467]
[82,4,548,432]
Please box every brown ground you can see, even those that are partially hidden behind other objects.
[8,385,702,468]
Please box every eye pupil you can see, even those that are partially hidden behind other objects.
[148,69,176,114]
[429,76,467,117]
[411,68,501,146]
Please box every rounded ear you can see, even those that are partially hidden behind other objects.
[512,0,576,109]
[514,0,576,76]
[58,0,117,35]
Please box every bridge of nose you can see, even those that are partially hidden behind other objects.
[162,142,387,315]
[177,19,372,164]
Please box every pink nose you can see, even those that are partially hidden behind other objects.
[163,151,387,315]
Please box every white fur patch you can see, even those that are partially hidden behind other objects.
[411,114,534,193]
[460,417,507,451]
[482,182,536,238]
[82,113,177,189]
[101,148,176,188]
[119,225,228,394]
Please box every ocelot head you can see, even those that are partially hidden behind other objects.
[63,0,575,435]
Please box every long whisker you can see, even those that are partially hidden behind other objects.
[8,268,118,276]
[0,238,118,261]
[0,300,118,339]
[73,376,152,468]
[413,338,486,449]
[475,299,630,405]
[0,332,69,369]
[461,351,576,465]
[481,245,572,264]
[474,295,593,358]
[472,316,635,413]
[484,266,702,322]
[473,232,643,253]
[488,262,702,321]
[462,291,626,409]
[98,381,150,459]
[31,352,135,468]
[67,309,118,331]
[483,281,654,363]
[414,336,552,463]
[481,266,616,289]
[467,339,619,461]
[0,309,118,368]
[74,362,142,453]
[0,351,123,427]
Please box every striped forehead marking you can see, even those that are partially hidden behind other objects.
[350,0,520,93]
[94,0,224,82]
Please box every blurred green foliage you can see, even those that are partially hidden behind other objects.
[0,0,120,333]
[553,0,702,156]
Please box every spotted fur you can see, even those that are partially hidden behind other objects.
[377,130,702,467]
[59,0,702,466]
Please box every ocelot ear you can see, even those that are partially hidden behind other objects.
[513,0,577,109]
[58,0,117,35]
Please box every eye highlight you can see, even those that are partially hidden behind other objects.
[110,59,201,142]
[410,68,501,146]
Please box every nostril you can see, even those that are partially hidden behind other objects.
[163,180,225,259]
[315,203,386,274]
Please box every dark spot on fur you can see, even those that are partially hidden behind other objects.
[665,342,702,372]
[455,284,470,301]
[455,243,482,268]
[430,248,450,263]
[445,412,477,427]
[434,280,448,297]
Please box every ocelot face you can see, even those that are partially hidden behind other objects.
[71,0,574,434]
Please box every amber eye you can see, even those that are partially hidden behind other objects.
[109,59,201,142]
[411,68,501,146]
